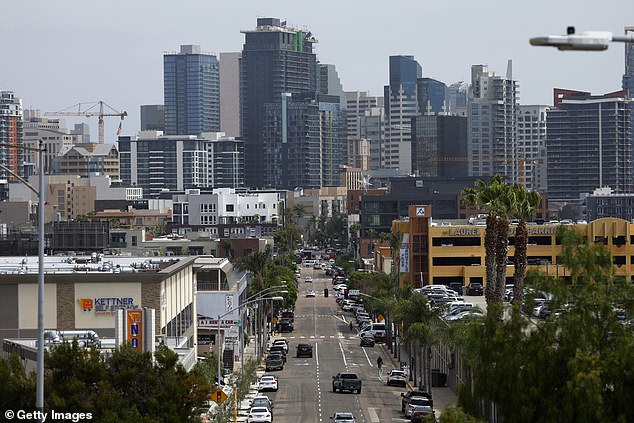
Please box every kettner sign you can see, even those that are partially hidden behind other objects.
[447,226,558,237]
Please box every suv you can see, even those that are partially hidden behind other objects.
[296,343,313,358]
[466,282,484,296]
[330,412,355,422]
[265,354,284,371]
[387,369,408,387]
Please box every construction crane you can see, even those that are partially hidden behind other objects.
[45,101,127,144]
[430,156,544,187]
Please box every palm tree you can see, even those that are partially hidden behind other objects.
[510,186,541,308]
[462,175,509,305]
[218,238,232,260]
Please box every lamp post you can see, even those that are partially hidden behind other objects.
[530,26,634,51]
[216,296,284,388]
[245,283,287,358]
[0,141,46,417]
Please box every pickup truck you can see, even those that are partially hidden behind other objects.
[332,372,362,393]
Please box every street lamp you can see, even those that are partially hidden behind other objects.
[530,26,634,51]
[0,141,46,416]
[216,296,284,388]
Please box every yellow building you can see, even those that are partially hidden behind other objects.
[389,205,632,289]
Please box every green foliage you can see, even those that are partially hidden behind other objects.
[0,341,211,421]
[457,228,634,422]
[437,405,485,423]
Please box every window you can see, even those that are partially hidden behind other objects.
[226,204,234,212]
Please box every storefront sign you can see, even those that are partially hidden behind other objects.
[127,309,144,351]
[198,318,240,328]
[78,297,139,314]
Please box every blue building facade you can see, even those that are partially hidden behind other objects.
[164,45,220,136]
[417,77,447,114]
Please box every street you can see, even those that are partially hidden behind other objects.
[263,266,410,423]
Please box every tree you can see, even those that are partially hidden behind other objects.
[457,227,634,422]
[218,238,233,260]
[0,354,35,412]
[462,175,513,317]
[510,186,541,308]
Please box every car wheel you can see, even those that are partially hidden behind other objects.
[357,388,361,394]
[332,384,337,393]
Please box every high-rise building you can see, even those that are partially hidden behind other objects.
[345,91,384,170]
[467,62,519,183]
[411,115,468,177]
[140,105,165,131]
[0,91,23,199]
[118,132,209,196]
[447,82,469,116]
[164,45,220,136]
[319,97,344,186]
[205,132,244,189]
[417,78,447,114]
[517,105,549,192]
[384,55,422,173]
[623,27,634,170]
[219,52,241,138]
[547,89,632,203]
[240,18,318,188]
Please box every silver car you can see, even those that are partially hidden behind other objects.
[330,412,355,422]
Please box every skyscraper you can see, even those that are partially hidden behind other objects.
[547,89,632,203]
[384,55,422,173]
[623,26,634,170]
[164,45,220,136]
[417,78,447,114]
[345,91,384,170]
[219,52,241,138]
[140,105,165,131]
[467,62,519,183]
[411,115,468,177]
[0,91,23,199]
[517,105,549,192]
[240,18,318,188]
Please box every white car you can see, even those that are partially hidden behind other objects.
[248,406,273,423]
[305,276,313,283]
[305,289,316,297]
[272,339,289,353]
[330,412,355,422]
[258,375,279,392]
[386,369,408,387]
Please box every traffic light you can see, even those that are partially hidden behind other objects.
[344,289,349,299]
[324,288,329,298]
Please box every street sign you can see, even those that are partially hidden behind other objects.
[211,387,228,406]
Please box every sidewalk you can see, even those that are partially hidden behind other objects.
[380,343,458,414]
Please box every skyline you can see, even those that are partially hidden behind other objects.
[3,0,633,140]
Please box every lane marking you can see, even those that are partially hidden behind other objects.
[315,341,319,366]
[362,346,373,367]
[338,341,348,368]
[368,407,380,422]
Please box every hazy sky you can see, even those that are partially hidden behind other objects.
[3,0,633,141]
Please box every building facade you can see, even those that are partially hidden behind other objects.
[0,91,23,199]
[345,91,385,171]
[384,55,422,173]
[219,52,241,138]
[394,206,634,289]
[517,105,549,192]
[240,18,318,188]
[546,89,632,204]
[411,115,468,178]
[467,63,519,184]
[140,105,165,131]
[164,45,220,136]
[417,77,447,114]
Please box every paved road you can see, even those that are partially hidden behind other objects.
[262,266,410,423]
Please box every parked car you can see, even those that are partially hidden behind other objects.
[251,396,273,413]
[265,354,284,371]
[269,345,287,361]
[410,405,435,423]
[247,406,272,423]
[405,396,434,418]
[330,412,356,422]
[278,318,294,333]
[272,339,288,353]
[258,375,279,392]
[305,276,313,283]
[449,282,464,295]
[387,369,408,387]
[401,390,433,412]
[466,282,484,296]
[280,310,294,322]
[296,343,313,358]
[359,333,375,347]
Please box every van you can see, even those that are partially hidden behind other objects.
[359,323,386,338]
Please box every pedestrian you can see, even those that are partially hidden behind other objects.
[377,356,383,370]
[349,320,354,332]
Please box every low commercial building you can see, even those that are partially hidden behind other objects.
[387,205,633,288]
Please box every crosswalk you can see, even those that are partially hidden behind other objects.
[284,335,358,340]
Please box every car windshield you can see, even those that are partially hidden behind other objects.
[251,407,268,413]
[340,374,356,379]
[391,371,406,376]
[261,376,275,381]
[335,413,354,419]
[410,398,431,405]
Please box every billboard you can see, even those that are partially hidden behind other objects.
[127,309,144,351]
[399,233,410,273]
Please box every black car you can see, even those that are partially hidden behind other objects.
[296,343,313,358]
[269,347,287,362]
[466,282,484,296]
[278,318,294,333]
[449,282,463,295]
[360,334,375,347]
[401,390,433,412]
